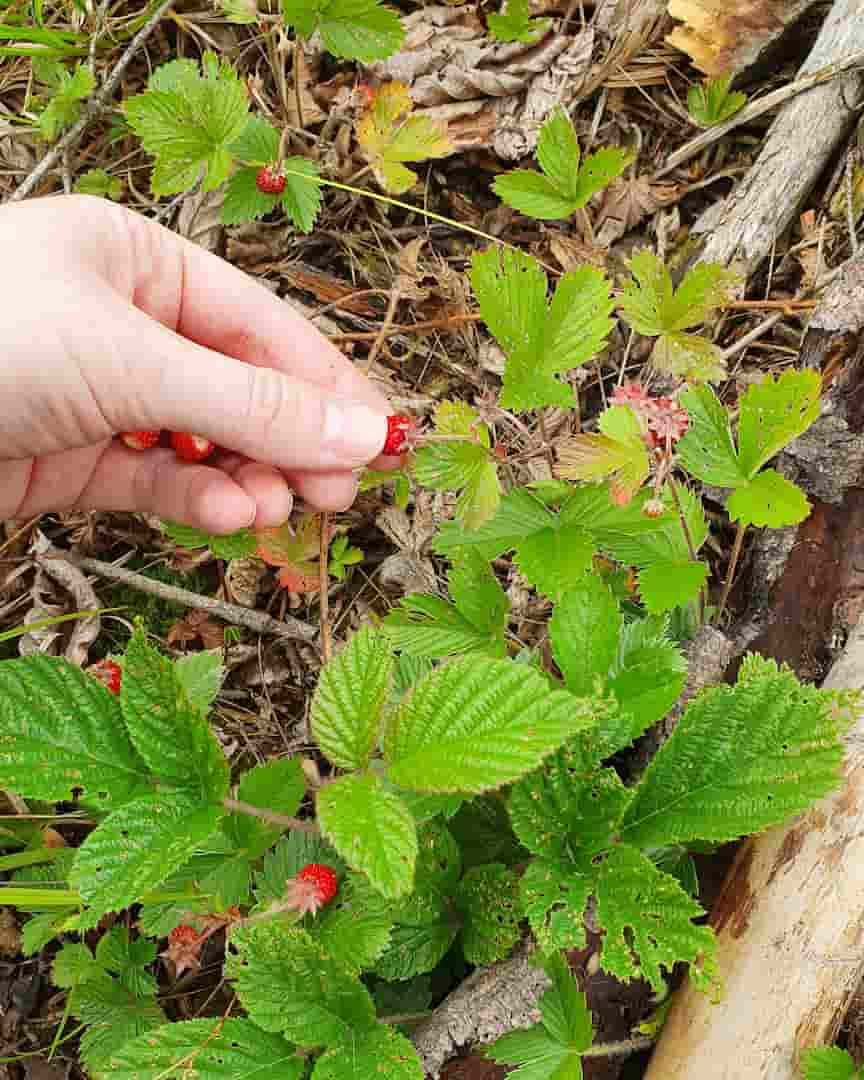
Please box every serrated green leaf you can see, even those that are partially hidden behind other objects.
[226,923,377,1044]
[687,76,747,128]
[434,487,555,560]
[652,330,727,382]
[493,171,580,222]
[386,657,595,793]
[0,656,148,805]
[174,651,224,714]
[514,521,595,600]
[487,0,551,43]
[596,843,715,992]
[74,167,123,199]
[124,52,249,195]
[317,872,394,972]
[520,855,593,954]
[313,1025,424,1079]
[37,62,94,140]
[374,886,458,980]
[448,795,523,869]
[75,974,165,1077]
[609,622,686,735]
[221,165,280,224]
[23,911,69,955]
[104,1018,302,1080]
[456,863,521,964]
[556,406,650,505]
[620,250,736,336]
[620,655,846,849]
[121,628,228,801]
[736,368,822,477]
[70,794,223,921]
[95,927,157,998]
[543,267,615,378]
[357,81,452,194]
[229,115,280,162]
[161,519,258,559]
[727,468,811,527]
[281,157,323,232]
[53,942,103,988]
[317,773,417,899]
[195,834,255,908]
[286,0,404,61]
[450,549,509,636]
[312,626,393,769]
[801,1046,861,1080]
[676,383,746,487]
[224,756,305,854]
[550,576,621,697]
[638,560,708,614]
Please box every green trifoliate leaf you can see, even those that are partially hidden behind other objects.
[311,626,393,769]
[226,923,377,1044]
[75,975,165,1077]
[317,773,417,899]
[487,0,551,42]
[284,0,404,62]
[470,247,614,410]
[121,627,228,801]
[105,1018,302,1080]
[230,116,280,162]
[550,576,621,697]
[413,400,501,529]
[456,863,522,964]
[637,559,708,614]
[608,619,686,735]
[174,650,224,714]
[727,468,811,528]
[687,76,747,128]
[374,886,458,980]
[514,520,595,600]
[676,383,746,487]
[161,519,258,559]
[485,954,593,1078]
[37,62,94,140]
[223,756,306,854]
[620,654,846,849]
[736,368,822,477]
[0,655,148,805]
[385,657,596,793]
[801,1046,861,1080]
[95,927,157,998]
[556,406,650,505]
[385,552,508,659]
[124,52,250,195]
[53,942,103,989]
[70,793,224,922]
[596,843,716,992]
[74,168,123,199]
[313,1026,423,1080]
[494,108,629,221]
[620,249,737,335]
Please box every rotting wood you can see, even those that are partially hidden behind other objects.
[642,612,864,1079]
[689,0,864,282]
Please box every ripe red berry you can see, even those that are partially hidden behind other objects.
[89,658,122,695]
[120,430,160,451]
[286,863,338,915]
[170,432,216,463]
[382,414,415,456]
[169,923,200,945]
[256,166,286,195]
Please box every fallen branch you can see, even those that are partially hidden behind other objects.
[11,0,175,202]
[50,549,317,643]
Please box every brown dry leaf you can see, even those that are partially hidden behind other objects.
[176,186,225,253]
[285,45,327,127]
[224,557,267,608]
[167,609,226,649]
[395,236,431,301]
[0,910,20,960]
[368,8,595,159]
[666,0,814,77]
[282,262,381,316]
[594,176,682,247]
[546,231,607,271]
[376,495,438,595]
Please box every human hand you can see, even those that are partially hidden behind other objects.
[0,195,395,533]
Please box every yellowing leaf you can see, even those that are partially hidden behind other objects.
[256,515,321,590]
[557,406,649,505]
[357,81,453,194]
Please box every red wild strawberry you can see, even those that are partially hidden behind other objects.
[382,413,415,456]
[256,166,286,195]
[286,863,338,916]
[170,432,216,463]
[120,430,160,451]
[89,659,122,695]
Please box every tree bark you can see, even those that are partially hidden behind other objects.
[643,615,864,1079]
[691,0,864,281]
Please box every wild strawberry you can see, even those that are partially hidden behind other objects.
[120,430,160,451]
[170,432,216,463]
[89,658,122,695]
[286,863,338,916]
[256,166,286,195]
[382,414,415,456]
[161,923,203,978]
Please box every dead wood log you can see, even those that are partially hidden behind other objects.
[642,613,864,1079]
[690,0,864,281]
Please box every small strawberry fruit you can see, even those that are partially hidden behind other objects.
[161,923,203,978]
[170,432,216,463]
[89,659,122,695]
[256,166,286,195]
[120,430,160,451]
[382,413,415,456]
[286,863,338,916]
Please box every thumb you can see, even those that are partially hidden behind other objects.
[107,305,389,471]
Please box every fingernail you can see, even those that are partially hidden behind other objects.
[204,489,256,533]
[323,401,387,465]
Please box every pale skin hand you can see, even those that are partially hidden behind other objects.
[0,195,396,534]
